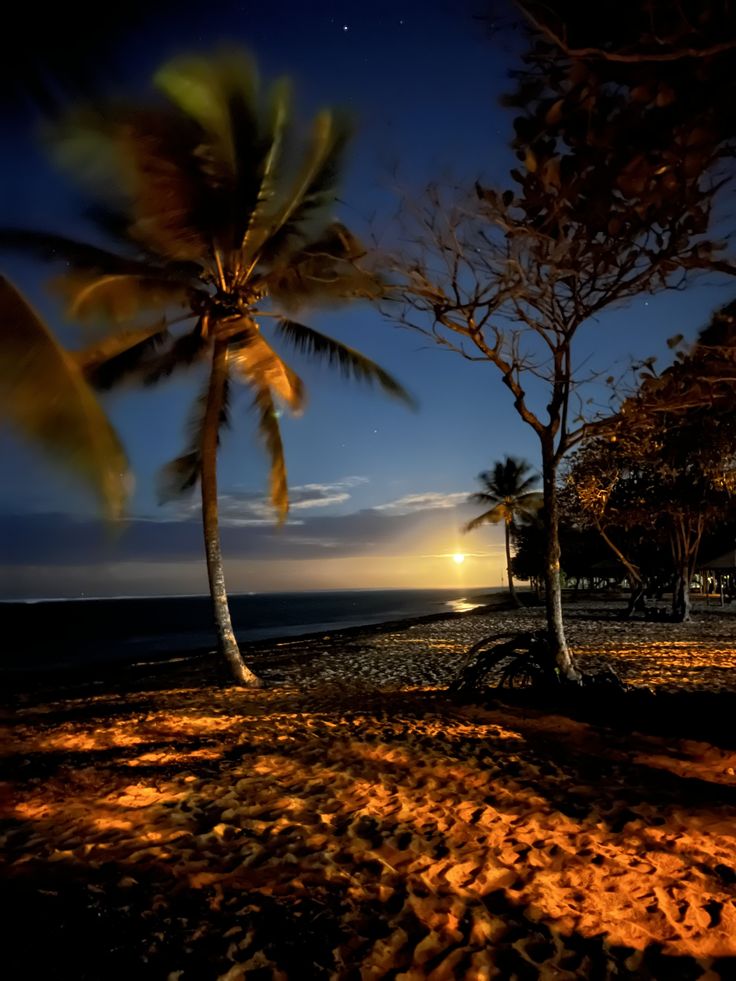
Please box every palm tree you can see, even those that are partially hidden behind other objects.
[0,51,412,686]
[464,456,542,605]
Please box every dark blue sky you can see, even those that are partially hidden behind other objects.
[1,1,732,598]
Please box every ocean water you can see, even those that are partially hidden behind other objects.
[1,588,497,672]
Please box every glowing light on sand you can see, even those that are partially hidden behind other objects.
[452,553,465,564]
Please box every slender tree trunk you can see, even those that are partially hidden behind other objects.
[626,582,647,618]
[670,516,702,623]
[595,524,645,619]
[673,573,692,622]
[201,341,262,687]
[504,520,520,606]
[541,440,581,682]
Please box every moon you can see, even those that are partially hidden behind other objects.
[452,553,465,565]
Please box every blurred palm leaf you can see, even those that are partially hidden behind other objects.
[0,277,128,517]
[53,271,194,325]
[238,79,290,261]
[158,372,231,502]
[140,325,209,385]
[275,319,415,406]
[464,502,507,532]
[154,51,262,221]
[75,319,171,388]
[229,321,305,412]
[251,383,288,522]
[247,110,350,265]
[120,109,219,263]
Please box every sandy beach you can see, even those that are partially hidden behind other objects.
[2,601,736,979]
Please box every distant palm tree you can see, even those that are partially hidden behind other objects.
[0,51,411,686]
[464,456,542,604]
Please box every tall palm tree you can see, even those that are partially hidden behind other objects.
[0,51,412,686]
[464,456,542,605]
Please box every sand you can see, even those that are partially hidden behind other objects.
[2,603,736,979]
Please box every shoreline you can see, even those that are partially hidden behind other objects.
[1,592,523,698]
[5,593,735,707]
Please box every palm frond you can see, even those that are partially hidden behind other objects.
[238,78,290,261]
[154,51,259,175]
[251,110,350,264]
[274,319,415,406]
[156,51,260,250]
[82,202,209,283]
[75,320,171,388]
[229,320,305,412]
[155,52,300,258]
[118,109,215,263]
[463,505,506,533]
[0,277,129,518]
[57,105,220,263]
[468,491,499,506]
[53,270,194,326]
[514,474,539,495]
[251,383,288,522]
[158,371,230,501]
[477,456,540,499]
[158,450,201,502]
[142,324,209,385]
[516,491,544,511]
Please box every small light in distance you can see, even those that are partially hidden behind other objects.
[452,553,465,565]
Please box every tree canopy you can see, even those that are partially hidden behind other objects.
[567,300,736,619]
[392,2,735,672]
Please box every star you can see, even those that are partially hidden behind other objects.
[343,25,349,32]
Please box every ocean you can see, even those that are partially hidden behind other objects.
[1,588,498,672]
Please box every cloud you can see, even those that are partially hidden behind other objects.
[373,491,469,515]
[154,476,368,526]
[1,495,474,567]
[0,481,507,598]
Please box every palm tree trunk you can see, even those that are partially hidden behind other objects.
[541,440,581,682]
[504,520,520,607]
[201,340,262,687]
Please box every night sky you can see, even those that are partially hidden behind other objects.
[0,0,731,599]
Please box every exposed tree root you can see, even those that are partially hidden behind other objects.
[449,630,632,702]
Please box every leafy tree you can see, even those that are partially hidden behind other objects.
[0,52,411,685]
[566,441,672,614]
[511,503,617,595]
[569,308,736,620]
[464,455,541,603]
[393,6,735,679]
[500,1,736,209]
